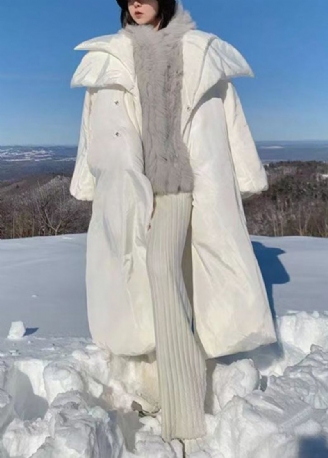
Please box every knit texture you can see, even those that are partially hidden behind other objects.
[123,5,196,195]
[146,192,207,441]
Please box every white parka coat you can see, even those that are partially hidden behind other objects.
[70,28,277,359]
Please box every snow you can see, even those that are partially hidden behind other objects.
[1,234,328,457]
[7,322,26,340]
[0,235,89,338]
[258,146,284,150]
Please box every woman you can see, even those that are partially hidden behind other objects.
[70,0,277,448]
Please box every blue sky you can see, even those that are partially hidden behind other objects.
[0,0,327,145]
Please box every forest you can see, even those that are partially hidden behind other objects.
[0,161,327,239]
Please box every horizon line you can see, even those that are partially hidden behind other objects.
[1,139,328,147]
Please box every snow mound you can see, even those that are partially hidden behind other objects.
[7,322,26,340]
[1,231,328,456]
[1,312,328,457]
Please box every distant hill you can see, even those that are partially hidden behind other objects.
[0,146,76,181]
[0,174,91,238]
[0,160,327,239]
[245,161,328,237]
[1,142,328,182]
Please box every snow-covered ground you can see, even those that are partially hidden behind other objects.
[1,234,328,457]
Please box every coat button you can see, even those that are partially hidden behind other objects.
[115,131,120,137]
[114,100,119,105]
[187,106,191,111]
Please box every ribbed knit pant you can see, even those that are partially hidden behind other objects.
[145,192,207,442]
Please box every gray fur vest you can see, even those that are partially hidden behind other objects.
[123,6,196,195]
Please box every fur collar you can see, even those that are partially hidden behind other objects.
[121,5,196,195]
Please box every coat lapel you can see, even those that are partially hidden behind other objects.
[181,31,254,131]
[71,30,254,133]
[71,33,135,92]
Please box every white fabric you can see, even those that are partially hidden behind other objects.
[70,29,277,358]
[146,192,206,442]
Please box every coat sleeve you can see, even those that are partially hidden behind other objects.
[218,79,268,200]
[69,88,96,201]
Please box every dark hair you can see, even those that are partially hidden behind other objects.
[119,0,177,30]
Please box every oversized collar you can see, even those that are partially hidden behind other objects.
[71,17,254,125]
